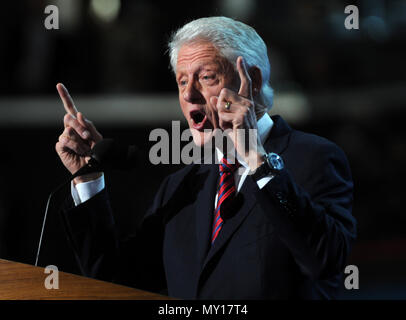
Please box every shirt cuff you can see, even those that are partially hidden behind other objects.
[71,174,105,206]
[256,175,274,189]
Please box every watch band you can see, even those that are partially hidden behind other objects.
[252,154,271,181]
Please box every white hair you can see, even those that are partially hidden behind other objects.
[168,16,273,109]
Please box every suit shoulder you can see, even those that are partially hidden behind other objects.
[148,164,201,212]
[285,128,353,192]
[289,129,346,159]
[287,128,352,180]
[165,164,200,184]
[158,164,202,198]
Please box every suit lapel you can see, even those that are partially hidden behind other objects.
[195,164,219,267]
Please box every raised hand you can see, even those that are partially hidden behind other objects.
[210,57,266,170]
[55,83,103,183]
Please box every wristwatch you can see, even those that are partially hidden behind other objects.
[252,152,284,181]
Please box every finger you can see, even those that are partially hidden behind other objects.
[59,129,91,156]
[210,96,219,112]
[216,94,234,130]
[77,112,87,127]
[64,126,89,144]
[206,96,220,128]
[57,83,79,117]
[237,56,252,98]
[56,141,74,158]
[218,88,233,110]
[217,111,234,123]
[58,135,82,155]
[217,111,234,130]
[77,112,102,142]
[64,113,91,140]
[218,88,239,113]
[55,141,64,156]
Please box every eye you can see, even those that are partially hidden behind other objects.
[200,74,217,84]
[178,79,187,87]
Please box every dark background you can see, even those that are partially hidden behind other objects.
[0,0,405,299]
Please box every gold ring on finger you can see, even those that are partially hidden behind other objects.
[224,101,231,110]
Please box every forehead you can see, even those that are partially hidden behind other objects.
[176,41,223,74]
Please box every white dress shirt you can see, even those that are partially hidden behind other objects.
[72,113,274,206]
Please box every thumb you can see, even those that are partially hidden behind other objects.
[74,112,91,140]
[209,96,218,111]
[77,112,100,140]
[77,112,87,128]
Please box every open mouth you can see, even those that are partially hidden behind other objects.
[190,109,208,130]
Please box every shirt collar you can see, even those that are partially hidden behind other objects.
[216,113,274,168]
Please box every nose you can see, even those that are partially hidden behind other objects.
[183,81,204,104]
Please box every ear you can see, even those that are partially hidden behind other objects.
[248,66,262,98]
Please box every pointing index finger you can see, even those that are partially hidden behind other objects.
[237,56,252,99]
[57,83,78,117]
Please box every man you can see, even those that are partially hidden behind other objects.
[55,17,356,299]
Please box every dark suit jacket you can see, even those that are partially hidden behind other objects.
[62,115,356,299]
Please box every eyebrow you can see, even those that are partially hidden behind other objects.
[176,63,221,78]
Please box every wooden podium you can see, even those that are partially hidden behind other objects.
[0,259,169,300]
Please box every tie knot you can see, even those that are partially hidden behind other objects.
[220,158,240,173]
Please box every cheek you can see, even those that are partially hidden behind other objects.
[179,98,189,118]
[208,83,224,98]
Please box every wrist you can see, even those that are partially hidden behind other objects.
[73,172,103,185]
[246,151,266,171]
[252,152,285,181]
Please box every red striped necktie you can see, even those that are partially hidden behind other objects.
[211,158,239,244]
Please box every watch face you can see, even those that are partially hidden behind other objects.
[269,153,284,170]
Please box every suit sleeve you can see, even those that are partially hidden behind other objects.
[61,176,170,293]
[252,140,356,280]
